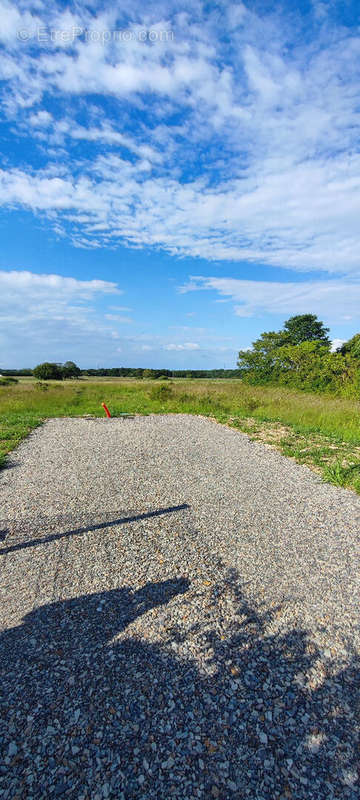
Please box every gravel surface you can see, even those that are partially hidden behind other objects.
[0,414,359,800]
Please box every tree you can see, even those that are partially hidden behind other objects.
[237,315,331,380]
[339,333,360,359]
[33,362,63,380]
[282,314,331,348]
[237,331,287,381]
[269,341,333,390]
[62,361,81,379]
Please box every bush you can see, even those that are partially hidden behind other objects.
[149,384,173,401]
[0,376,18,385]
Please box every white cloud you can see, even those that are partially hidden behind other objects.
[0,269,119,299]
[0,269,237,368]
[0,0,40,44]
[164,342,200,350]
[2,153,359,273]
[105,313,133,323]
[331,338,345,352]
[29,110,53,127]
[0,2,359,274]
[0,269,124,367]
[180,275,360,323]
[46,119,163,164]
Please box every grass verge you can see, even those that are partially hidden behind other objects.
[1,378,360,494]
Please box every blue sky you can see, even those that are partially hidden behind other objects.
[0,0,359,369]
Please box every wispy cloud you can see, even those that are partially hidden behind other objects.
[0,269,123,366]
[104,313,133,323]
[0,269,120,303]
[164,342,200,351]
[0,1,359,274]
[0,269,238,368]
[180,275,360,323]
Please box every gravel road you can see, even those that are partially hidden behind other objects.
[0,415,359,799]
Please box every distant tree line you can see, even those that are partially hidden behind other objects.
[1,364,242,379]
[0,368,33,376]
[82,368,242,379]
[237,314,360,396]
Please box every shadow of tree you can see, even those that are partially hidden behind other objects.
[0,571,358,799]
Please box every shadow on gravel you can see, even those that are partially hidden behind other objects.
[0,458,20,474]
[0,504,190,555]
[0,571,359,799]
[0,527,8,542]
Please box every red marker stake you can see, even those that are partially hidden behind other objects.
[102,402,111,418]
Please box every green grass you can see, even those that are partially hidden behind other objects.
[1,378,360,493]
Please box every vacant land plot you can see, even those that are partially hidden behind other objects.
[1,378,360,493]
[0,415,359,799]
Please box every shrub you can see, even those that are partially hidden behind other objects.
[0,376,18,385]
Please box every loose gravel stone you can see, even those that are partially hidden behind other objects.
[0,415,359,799]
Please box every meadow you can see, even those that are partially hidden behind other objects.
[1,377,360,493]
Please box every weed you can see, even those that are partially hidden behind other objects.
[149,384,173,401]
[323,462,349,487]
[244,397,259,413]
[323,460,360,487]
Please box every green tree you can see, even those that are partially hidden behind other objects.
[33,362,63,380]
[339,333,360,359]
[282,314,331,347]
[237,331,287,382]
[237,315,331,383]
[270,341,333,390]
[61,361,81,379]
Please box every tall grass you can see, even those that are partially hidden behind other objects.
[1,378,359,489]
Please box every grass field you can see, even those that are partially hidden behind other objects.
[1,377,360,493]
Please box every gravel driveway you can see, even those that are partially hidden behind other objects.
[0,415,359,799]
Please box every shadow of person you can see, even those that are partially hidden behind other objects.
[0,573,359,799]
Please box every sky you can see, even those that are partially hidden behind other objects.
[0,0,359,369]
